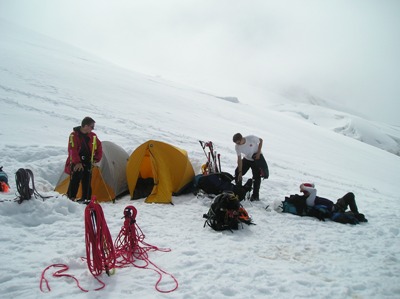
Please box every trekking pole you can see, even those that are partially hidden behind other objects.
[213,150,218,173]
[205,142,217,173]
[207,152,213,174]
[199,140,211,173]
[199,140,207,157]
[207,142,215,162]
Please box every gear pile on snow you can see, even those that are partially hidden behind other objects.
[203,191,254,232]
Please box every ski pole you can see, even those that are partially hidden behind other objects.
[207,152,212,174]
[199,140,209,159]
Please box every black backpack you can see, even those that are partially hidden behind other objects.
[196,172,251,201]
[203,192,253,231]
[197,172,234,195]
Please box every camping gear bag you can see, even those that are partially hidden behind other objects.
[196,172,251,201]
[203,192,253,231]
[196,172,234,195]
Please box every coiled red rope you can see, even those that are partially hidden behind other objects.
[40,202,177,294]
[84,197,115,279]
[114,205,178,293]
[40,197,115,292]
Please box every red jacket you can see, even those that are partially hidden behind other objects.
[64,126,102,174]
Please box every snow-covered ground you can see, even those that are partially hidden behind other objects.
[1,20,399,299]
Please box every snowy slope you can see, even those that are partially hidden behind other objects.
[1,20,400,299]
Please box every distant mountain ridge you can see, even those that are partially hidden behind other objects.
[271,86,400,156]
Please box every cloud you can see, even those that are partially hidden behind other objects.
[1,0,399,124]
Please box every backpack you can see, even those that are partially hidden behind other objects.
[281,194,309,216]
[195,172,251,201]
[203,192,253,231]
[197,172,234,195]
[0,166,9,192]
[0,166,9,184]
[15,168,47,203]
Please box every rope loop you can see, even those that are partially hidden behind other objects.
[114,205,178,293]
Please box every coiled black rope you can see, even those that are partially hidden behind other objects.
[15,168,48,204]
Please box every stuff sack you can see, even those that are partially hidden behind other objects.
[195,172,251,201]
[197,172,234,195]
[203,192,253,231]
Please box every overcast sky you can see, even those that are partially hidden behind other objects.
[1,0,399,125]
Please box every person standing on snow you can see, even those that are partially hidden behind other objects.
[233,133,266,201]
[65,116,102,203]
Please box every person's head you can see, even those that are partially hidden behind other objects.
[300,183,314,195]
[233,133,243,145]
[81,117,95,133]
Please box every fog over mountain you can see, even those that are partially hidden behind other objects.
[1,0,399,126]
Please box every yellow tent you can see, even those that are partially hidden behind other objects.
[126,140,195,204]
[55,141,129,202]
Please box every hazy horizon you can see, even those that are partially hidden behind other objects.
[1,0,399,125]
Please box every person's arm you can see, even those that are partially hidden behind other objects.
[254,138,263,159]
[237,156,243,182]
[300,184,317,206]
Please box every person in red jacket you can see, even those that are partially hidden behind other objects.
[65,117,102,202]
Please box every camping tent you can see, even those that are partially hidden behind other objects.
[55,141,129,202]
[126,140,195,204]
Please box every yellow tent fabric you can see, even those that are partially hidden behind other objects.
[126,140,195,204]
[55,141,129,202]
